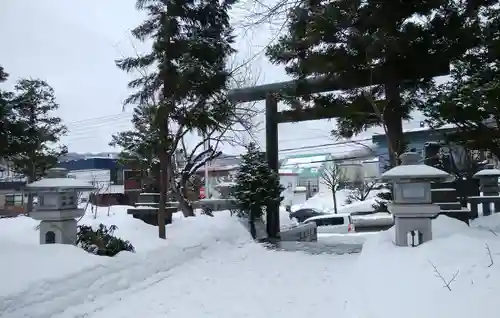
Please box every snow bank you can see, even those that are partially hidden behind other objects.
[0,205,251,298]
[293,189,351,212]
[350,215,500,318]
[279,206,298,229]
[295,188,383,214]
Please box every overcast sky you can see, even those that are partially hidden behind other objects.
[1,0,428,159]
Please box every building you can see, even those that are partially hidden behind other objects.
[371,123,459,172]
[279,153,334,195]
[57,157,125,192]
[195,154,241,198]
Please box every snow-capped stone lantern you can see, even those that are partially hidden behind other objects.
[26,168,95,245]
[381,152,451,247]
[473,164,500,215]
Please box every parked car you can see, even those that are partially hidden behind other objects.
[302,213,355,234]
[289,208,327,223]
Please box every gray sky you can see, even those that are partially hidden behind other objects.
[1,0,428,158]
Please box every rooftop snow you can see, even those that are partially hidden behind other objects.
[27,178,95,189]
[381,164,451,180]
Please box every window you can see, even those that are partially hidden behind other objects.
[316,217,344,226]
[297,178,320,193]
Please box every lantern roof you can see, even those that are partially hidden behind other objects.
[381,164,451,181]
[474,168,500,178]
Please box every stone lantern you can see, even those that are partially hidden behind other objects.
[26,168,95,245]
[381,152,451,247]
[473,164,500,215]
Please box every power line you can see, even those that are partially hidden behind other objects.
[279,138,373,152]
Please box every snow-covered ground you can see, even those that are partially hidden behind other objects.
[292,188,383,214]
[1,204,500,318]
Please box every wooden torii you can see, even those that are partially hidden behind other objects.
[227,59,449,238]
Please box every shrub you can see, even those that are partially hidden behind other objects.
[76,223,135,256]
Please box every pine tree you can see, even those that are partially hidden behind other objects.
[110,104,161,192]
[110,104,160,180]
[233,143,284,238]
[0,66,12,158]
[118,0,238,238]
[0,66,24,159]
[424,5,500,160]
[266,0,492,166]
[9,79,67,212]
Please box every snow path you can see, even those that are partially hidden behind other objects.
[0,241,356,318]
[0,241,221,318]
[80,243,356,318]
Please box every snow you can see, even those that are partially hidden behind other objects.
[294,188,382,214]
[0,205,353,318]
[350,215,500,318]
[381,164,451,180]
[3,201,500,318]
[474,168,500,177]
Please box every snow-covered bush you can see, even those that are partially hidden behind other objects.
[372,184,392,212]
[345,179,380,205]
[76,224,135,256]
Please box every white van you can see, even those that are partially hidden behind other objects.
[303,213,355,234]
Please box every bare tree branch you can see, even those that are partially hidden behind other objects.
[346,178,380,203]
[429,261,459,291]
[486,243,494,268]
[320,164,347,214]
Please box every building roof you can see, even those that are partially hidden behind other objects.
[196,154,241,173]
[279,153,331,178]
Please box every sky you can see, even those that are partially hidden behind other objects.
[0,0,430,159]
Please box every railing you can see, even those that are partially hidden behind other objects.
[468,196,500,216]
[279,223,318,242]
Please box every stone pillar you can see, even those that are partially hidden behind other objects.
[473,164,500,215]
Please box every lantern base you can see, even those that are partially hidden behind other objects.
[394,217,432,247]
[39,219,77,245]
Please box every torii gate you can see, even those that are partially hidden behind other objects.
[227,60,449,238]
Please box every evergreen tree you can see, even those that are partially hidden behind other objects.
[9,79,67,212]
[110,104,161,192]
[118,0,238,238]
[110,104,160,185]
[424,5,500,160]
[0,66,12,157]
[233,143,284,238]
[0,66,24,158]
[266,0,492,166]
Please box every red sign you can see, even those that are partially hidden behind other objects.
[199,186,206,199]
[123,170,143,191]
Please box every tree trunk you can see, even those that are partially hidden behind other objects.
[249,206,260,239]
[167,163,195,217]
[384,79,405,167]
[332,188,338,214]
[172,186,195,217]
[158,151,167,239]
